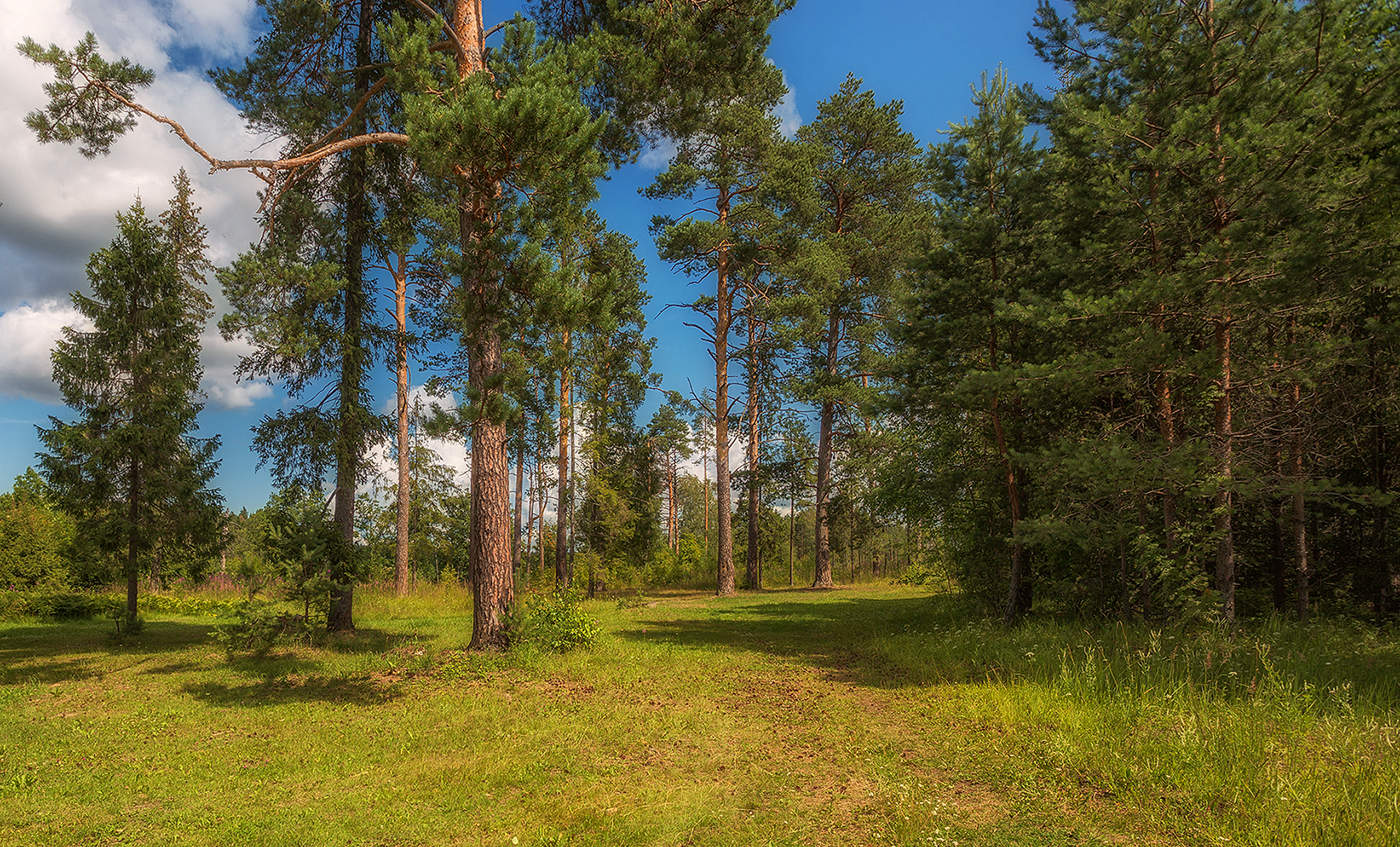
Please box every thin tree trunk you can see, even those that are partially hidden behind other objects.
[126,457,141,624]
[1214,315,1235,622]
[1271,492,1287,612]
[556,330,571,587]
[812,313,838,589]
[525,453,535,582]
[568,393,577,585]
[1155,308,1178,551]
[1291,379,1309,619]
[991,397,1027,622]
[667,458,677,552]
[788,494,795,588]
[1291,447,1309,620]
[1372,340,1394,615]
[394,256,411,597]
[513,429,524,575]
[714,190,735,596]
[1205,0,1236,625]
[744,319,762,590]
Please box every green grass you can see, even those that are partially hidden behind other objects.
[1,584,1397,845]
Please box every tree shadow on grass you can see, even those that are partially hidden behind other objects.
[0,620,219,685]
[322,627,434,654]
[619,593,944,689]
[616,591,1400,713]
[184,674,403,707]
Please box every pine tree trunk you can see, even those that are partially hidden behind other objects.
[1372,342,1394,615]
[556,331,571,588]
[812,313,838,589]
[525,456,535,581]
[714,191,736,597]
[744,323,761,590]
[327,0,374,633]
[1155,313,1178,552]
[1204,0,1236,625]
[992,401,1028,622]
[568,396,577,585]
[788,489,795,587]
[667,461,677,552]
[1291,386,1309,619]
[703,454,709,540]
[1291,459,1309,620]
[394,258,411,597]
[1271,493,1287,612]
[456,0,513,649]
[513,432,524,575]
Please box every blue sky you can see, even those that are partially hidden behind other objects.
[0,0,1055,511]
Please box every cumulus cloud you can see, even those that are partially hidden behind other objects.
[0,0,280,410]
[0,298,272,411]
[366,386,472,497]
[199,328,272,410]
[170,0,257,59]
[0,0,264,307]
[0,300,89,404]
[775,71,802,138]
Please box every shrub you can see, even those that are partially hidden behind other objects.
[513,590,601,652]
[0,486,75,589]
[212,599,313,657]
[0,589,121,621]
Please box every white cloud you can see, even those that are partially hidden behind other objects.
[0,0,264,306]
[366,386,472,496]
[638,137,679,170]
[0,298,271,410]
[0,300,89,403]
[200,328,271,409]
[775,71,802,138]
[171,0,257,59]
[0,0,276,409]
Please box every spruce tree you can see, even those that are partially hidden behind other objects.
[39,176,221,626]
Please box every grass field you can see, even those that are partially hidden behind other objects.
[1,584,1397,846]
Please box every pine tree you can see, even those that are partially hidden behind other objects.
[770,75,929,589]
[210,0,396,629]
[649,395,694,554]
[1028,0,1400,621]
[22,0,793,647]
[648,63,787,595]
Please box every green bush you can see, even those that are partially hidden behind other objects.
[0,476,76,589]
[0,590,122,620]
[513,590,601,652]
[213,599,313,657]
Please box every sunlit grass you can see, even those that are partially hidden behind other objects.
[1,584,1396,845]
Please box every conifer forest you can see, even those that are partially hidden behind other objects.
[0,2,1397,844]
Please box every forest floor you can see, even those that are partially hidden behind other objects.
[1,583,1397,846]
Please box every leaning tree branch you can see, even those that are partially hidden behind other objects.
[82,73,409,183]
